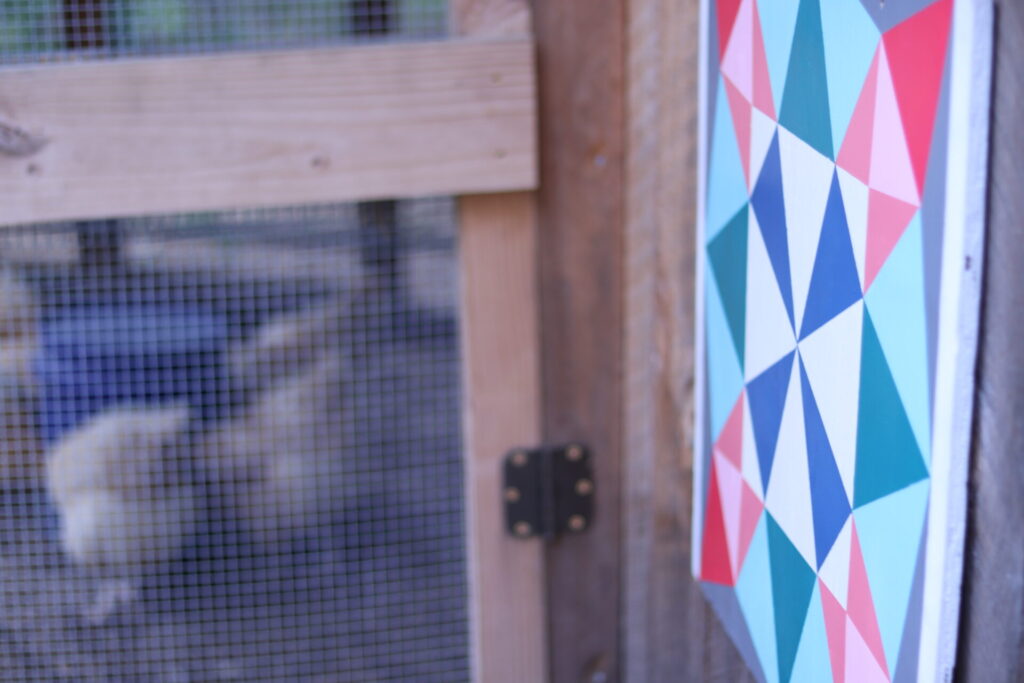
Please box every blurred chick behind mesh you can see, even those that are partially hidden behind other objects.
[204,353,349,549]
[46,404,200,623]
[0,270,42,490]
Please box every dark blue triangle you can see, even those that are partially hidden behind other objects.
[746,351,795,495]
[799,171,862,340]
[799,356,851,569]
[750,132,796,331]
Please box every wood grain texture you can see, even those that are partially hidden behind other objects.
[621,0,757,680]
[0,40,536,225]
[956,2,1024,681]
[458,193,546,683]
[530,1,626,681]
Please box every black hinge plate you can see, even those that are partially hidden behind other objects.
[503,443,593,539]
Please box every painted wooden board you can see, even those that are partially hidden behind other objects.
[692,1,992,682]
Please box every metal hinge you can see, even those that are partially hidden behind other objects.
[503,443,594,539]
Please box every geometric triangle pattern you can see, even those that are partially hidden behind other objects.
[698,1,956,680]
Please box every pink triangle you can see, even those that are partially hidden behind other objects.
[884,0,953,196]
[715,453,744,575]
[750,1,776,120]
[737,481,762,571]
[848,523,890,677]
[700,460,735,585]
[837,47,880,184]
[864,189,918,291]
[720,0,753,100]
[723,76,752,187]
[820,580,847,683]
[869,45,920,206]
[716,392,744,469]
[846,616,891,683]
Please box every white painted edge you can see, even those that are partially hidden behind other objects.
[691,0,711,578]
[918,1,993,681]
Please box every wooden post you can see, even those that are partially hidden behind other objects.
[956,1,1024,680]
[529,1,627,680]
[452,3,543,682]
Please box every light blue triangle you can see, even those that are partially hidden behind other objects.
[707,271,745,441]
[707,75,750,243]
[853,479,930,674]
[864,214,931,460]
[820,0,880,152]
[737,515,781,683]
[789,582,833,683]
[756,0,801,116]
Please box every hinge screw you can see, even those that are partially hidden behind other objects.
[566,444,584,462]
[568,515,587,531]
[504,487,521,502]
[575,479,593,496]
[510,451,529,467]
[513,521,533,537]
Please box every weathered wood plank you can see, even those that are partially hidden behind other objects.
[530,0,626,680]
[956,1,1024,681]
[621,0,756,680]
[0,39,536,225]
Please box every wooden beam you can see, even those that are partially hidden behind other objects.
[452,4,544,683]
[620,0,756,680]
[0,39,536,225]
[530,0,626,680]
[957,1,1024,680]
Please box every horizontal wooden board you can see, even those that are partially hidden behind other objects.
[0,39,536,225]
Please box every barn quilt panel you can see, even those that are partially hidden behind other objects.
[692,0,991,681]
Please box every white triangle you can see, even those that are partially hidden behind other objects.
[764,357,817,569]
[720,0,754,100]
[749,104,776,190]
[778,126,836,329]
[741,389,764,499]
[797,300,863,505]
[818,516,852,610]
[744,210,797,382]
[715,452,745,575]
[837,168,869,291]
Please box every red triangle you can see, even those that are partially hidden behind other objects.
[883,0,953,196]
[819,580,847,683]
[716,392,744,469]
[717,0,744,59]
[837,47,880,184]
[700,461,735,585]
[751,0,776,120]
[864,189,917,292]
[847,523,889,677]
[736,480,762,572]
[723,76,752,187]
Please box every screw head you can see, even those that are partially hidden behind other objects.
[575,479,594,496]
[568,515,587,532]
[504,487,521,503]
[510,451,528,467]
[513,521,532,537]
[566,445,584,462]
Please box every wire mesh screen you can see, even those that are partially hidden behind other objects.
[0,0,447,63]
[0,198,469,681]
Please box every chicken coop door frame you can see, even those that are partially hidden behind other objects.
[0,1,548,681]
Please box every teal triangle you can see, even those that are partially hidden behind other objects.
[708,205,749,368]
[820,0,880,152]
[788,582,833,683]
[864,213,931,461]
[779,0,833,159]
[853,480,930,674]
[707,270,745,442]
[766,513,816,683]
[707,75,750,242]
[854,311,928,508]
[737,515,781,683]
[756,0,801,116]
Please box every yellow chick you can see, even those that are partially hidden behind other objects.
[204,354,348,549]
[46,404,200,623]
[224,298,348,400]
